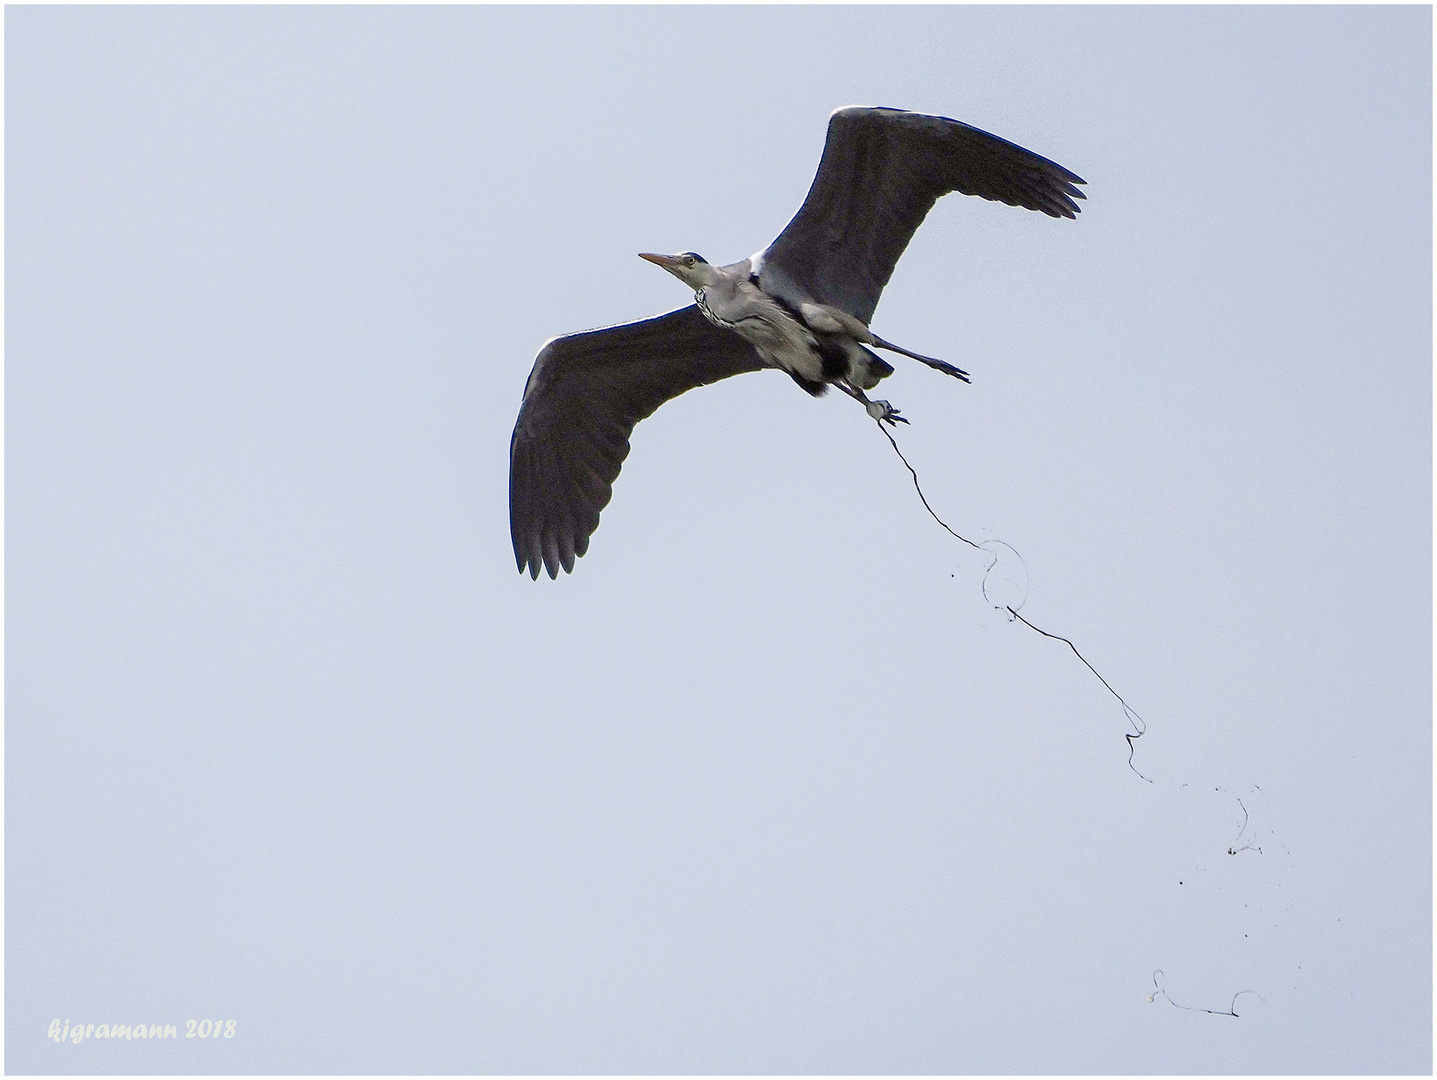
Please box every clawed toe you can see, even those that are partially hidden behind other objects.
[866,399,909,426]
[920,356,971,382]
[934,360,971,383]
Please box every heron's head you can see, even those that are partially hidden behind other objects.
[639,251,718,290]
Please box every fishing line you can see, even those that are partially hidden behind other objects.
[874,417,1150,781]
[1149,970,1261,1018]
[872,416,1288,1021]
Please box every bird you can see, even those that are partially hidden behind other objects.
[509,106,1085,579]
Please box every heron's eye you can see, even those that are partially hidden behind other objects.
[684,256,695,267]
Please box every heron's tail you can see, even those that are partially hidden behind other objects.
[870,334,971,383]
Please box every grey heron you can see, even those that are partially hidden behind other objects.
[510,107,1084,579]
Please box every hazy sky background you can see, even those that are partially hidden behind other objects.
[7,5,1431,1074]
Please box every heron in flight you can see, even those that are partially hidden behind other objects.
[510,107,1084,579]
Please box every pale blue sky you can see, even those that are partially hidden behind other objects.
[7,5,1431,1073]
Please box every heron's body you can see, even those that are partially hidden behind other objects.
[693,269,827,385]
[509,106,1086,579]
[683,259,891,394]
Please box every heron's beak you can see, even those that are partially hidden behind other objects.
[638,252,680,270]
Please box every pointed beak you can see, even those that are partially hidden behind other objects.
[638,252,680,270]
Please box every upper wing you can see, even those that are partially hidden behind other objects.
[758,107,1086,324]
[509,305,766,579]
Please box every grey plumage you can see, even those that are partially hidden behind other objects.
[509,307,763,578]
[759,107,1085,325]
[509,107,1085,579]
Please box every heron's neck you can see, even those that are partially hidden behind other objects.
[689,265,733,293]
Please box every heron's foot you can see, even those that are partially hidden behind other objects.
[866,398,909,426]
[924,356,972,383]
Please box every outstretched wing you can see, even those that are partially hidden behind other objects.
[509,305,766,579]
[758,107,1086,324]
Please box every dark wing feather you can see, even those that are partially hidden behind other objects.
[509,305,765,579]
[759,107,1086,324]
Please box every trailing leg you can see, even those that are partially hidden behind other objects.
[869,333,971,383]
